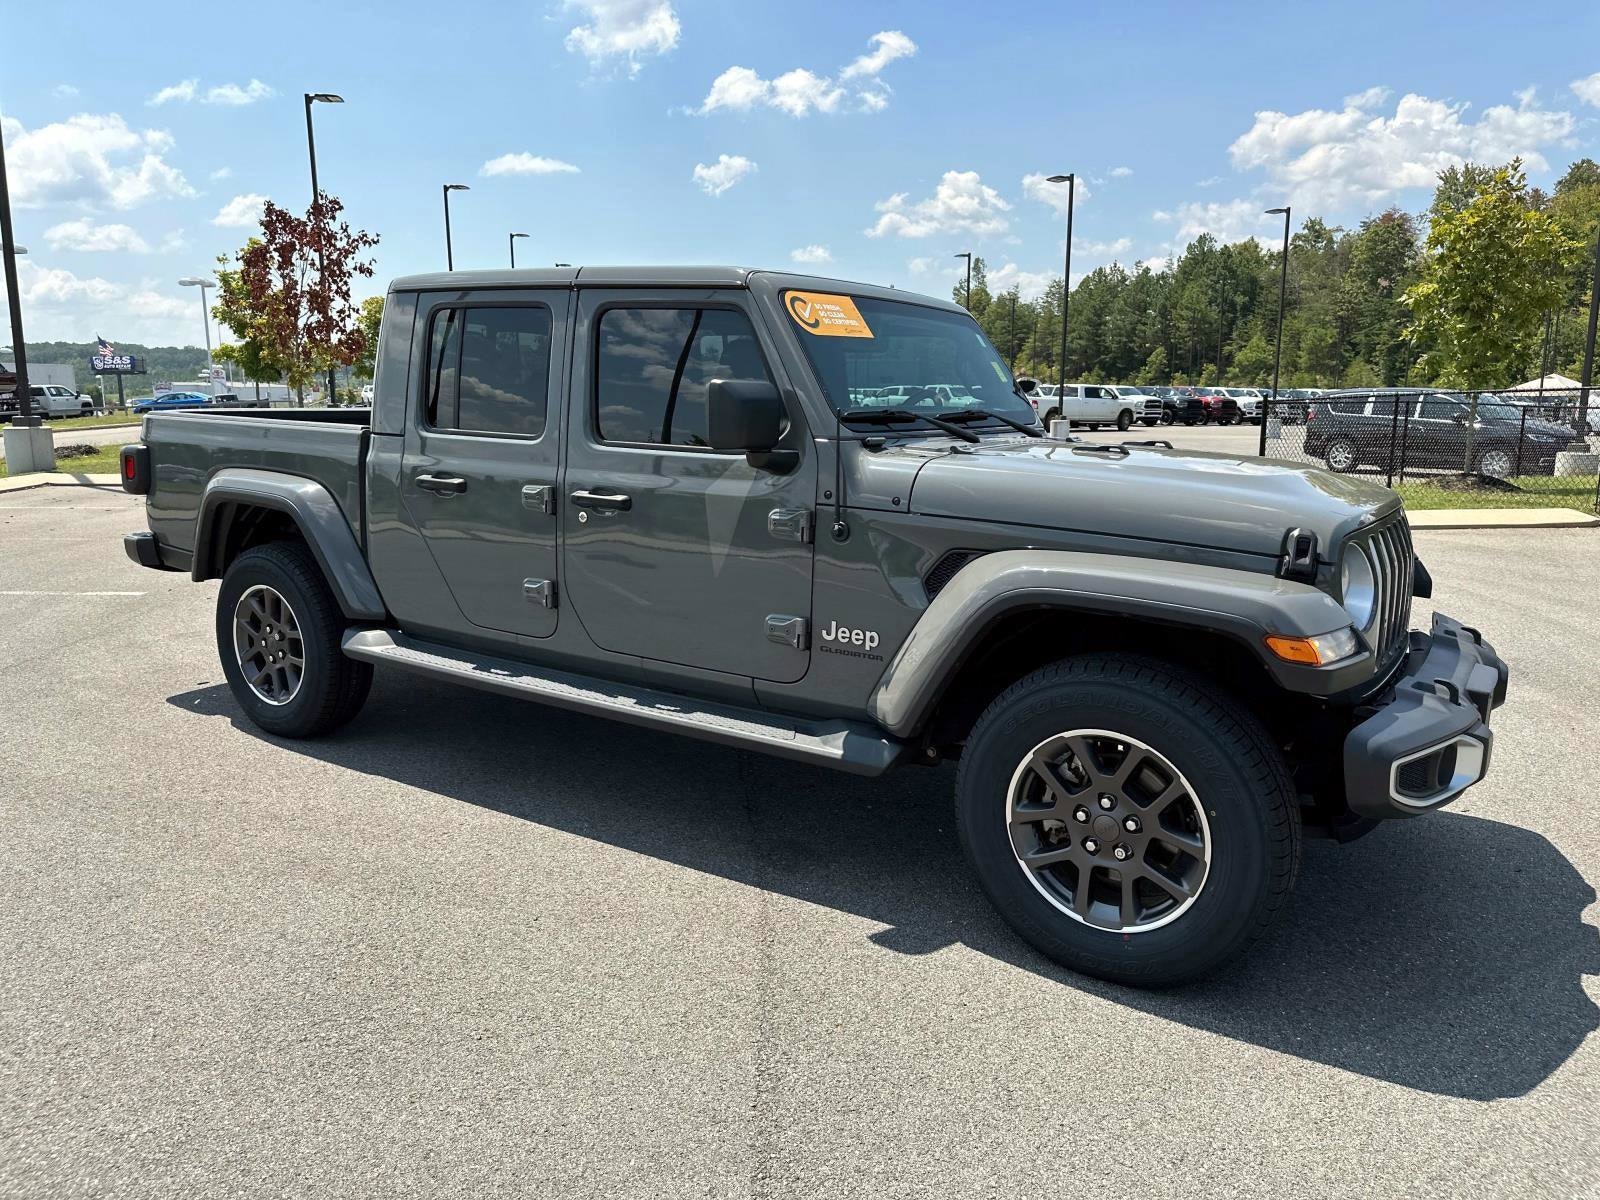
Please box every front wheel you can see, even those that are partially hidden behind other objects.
[1116,410,1133,431]
[1324,439,1358,472]
[955,654,1300,986]
[1477,447,1514,479]
[216,541,373,738]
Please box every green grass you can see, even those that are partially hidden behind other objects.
[41,410,144,431]
[1395,474,1599,511]
[0,444,123,480]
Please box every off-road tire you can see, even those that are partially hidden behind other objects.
[216,540,373,738]
[955,654,1301,987]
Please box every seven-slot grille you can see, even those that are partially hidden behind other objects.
[1354,515,1415,664]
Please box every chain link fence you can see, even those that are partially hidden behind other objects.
[1261,388,1600,513]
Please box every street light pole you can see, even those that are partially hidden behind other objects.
[179,278,214,390]
[1009,291,1018,370]
[510,232,529,268]
[953,252,972,310]
[304,93,344,406]
[0,123,34,428]
[1262,205,1291,456]
[443,184,470,270]
[1046,173,1076,398]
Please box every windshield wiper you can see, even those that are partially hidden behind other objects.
[838,408,980,443]
[939,408,1044,437]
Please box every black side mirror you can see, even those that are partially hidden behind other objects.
[706,379,796,471]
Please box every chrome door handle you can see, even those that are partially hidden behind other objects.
[569,490,632,512]
[415,474,467,495]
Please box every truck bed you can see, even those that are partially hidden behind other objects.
[141,408,371,566]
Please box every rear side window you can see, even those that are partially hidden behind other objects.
[1419,397,1460,420]
[594,307,773,447]
[1329,399,1369,415]
[425,305,551,437]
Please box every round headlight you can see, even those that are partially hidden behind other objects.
[1340,545,1376,631]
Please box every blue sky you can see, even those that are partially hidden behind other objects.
[3,0,1599,347]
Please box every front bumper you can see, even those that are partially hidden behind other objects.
[1343,613,1507,820]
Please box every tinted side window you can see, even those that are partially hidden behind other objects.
[595,307,772,447]
[1329,400,1368,415]
[425,305,551,437]
[1419,397,1459,420]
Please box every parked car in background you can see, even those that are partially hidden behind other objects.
[1189,388,1241,424]
[131,391,212,414]
[0,384,100,418]
[1305,390,1578,477]
[1220,387,1263,423]
[360,383,375,404]
[1151,386,1209,425]
[1272,388,1325,425]
[1103,385,1165,427]
[1043,384,1137,430]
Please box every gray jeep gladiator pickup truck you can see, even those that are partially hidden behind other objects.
[121,267,1508,985]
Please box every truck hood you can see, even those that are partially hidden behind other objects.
[905,439,1401,558]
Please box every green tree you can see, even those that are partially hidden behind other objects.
[352,296,385,380]
[1405,161,1584,387]
[1134,345,1168,386]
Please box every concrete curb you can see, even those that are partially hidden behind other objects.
[0,472,123,494]
[1408,507,1600,530]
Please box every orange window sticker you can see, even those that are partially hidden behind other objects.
[785,291,874,338]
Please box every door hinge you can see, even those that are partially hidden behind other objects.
[524,578,557,608]
[767,507,813,544]
[766,614,808,650]
[521,484,555,515]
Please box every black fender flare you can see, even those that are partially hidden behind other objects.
[193,468,387,621]
[867,549,1370,738]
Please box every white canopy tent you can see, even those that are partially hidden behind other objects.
[1504,373,1583,393]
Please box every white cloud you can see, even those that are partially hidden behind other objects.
[564,0,679,74]
[987,262,1054,302]
[1573,73,1600,108]
[1109,166,1133,178]
[481,152,581,176]
[1141,255,1171,273]
[2,113,193,211]
[1154,198,1277,246]
[692,154,757,196]
[869,170,1011,239]
[148,79,197,106]
[1196,176,1221,188]
[209,167,232,181]
[1080,237,1133,257]
[839,31,916,80]
[211,193,268,228]
[53,83,80,99]
[9,259,197,344]
[43,219,151,253]
[697,30,916,117]
[790,244,832,264]
[148,78,275,106]
[1229,87,1577,211]
[1021,172,1090,214]
[204,79,274,106]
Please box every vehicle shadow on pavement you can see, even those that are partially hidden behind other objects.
[169,675,1600,1102]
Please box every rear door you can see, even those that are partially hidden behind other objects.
[398,289,568,639]
[560,288,816,683]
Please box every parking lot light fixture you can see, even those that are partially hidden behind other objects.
[510,232,530,268]
[954,251,973,311]
[179,277,216,392]
[443,184,470,270]
[1263,205,1291,455]
[1046,174,1076,399]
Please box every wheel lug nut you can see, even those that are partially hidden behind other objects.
[1112,843,1132,862]
[1122,815,1141,833]
[1082,838,1100,855]
[1097,794,1115,811]
[1072,806,1090,823]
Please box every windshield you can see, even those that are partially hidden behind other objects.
[785,291,1036,424]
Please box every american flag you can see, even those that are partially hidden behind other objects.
[96,335,115,355]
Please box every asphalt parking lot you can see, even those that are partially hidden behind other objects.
[2,485,1597,1199]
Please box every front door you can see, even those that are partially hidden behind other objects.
[561,289,816,683]
[399,291,568,639]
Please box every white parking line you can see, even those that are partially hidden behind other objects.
[0,590,146,597]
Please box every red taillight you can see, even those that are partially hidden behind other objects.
[120,444,151,494]
[122,452,136,479]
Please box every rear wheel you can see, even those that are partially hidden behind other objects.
[216,541,372,738]
[1477,447,1513,479]
[1324,439,1358,472]
[955,654,1300,986]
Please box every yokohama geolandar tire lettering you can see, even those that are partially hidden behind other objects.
[216,540,373,738]
[955,653,1300,986]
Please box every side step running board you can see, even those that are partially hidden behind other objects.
[341,628,907,776]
